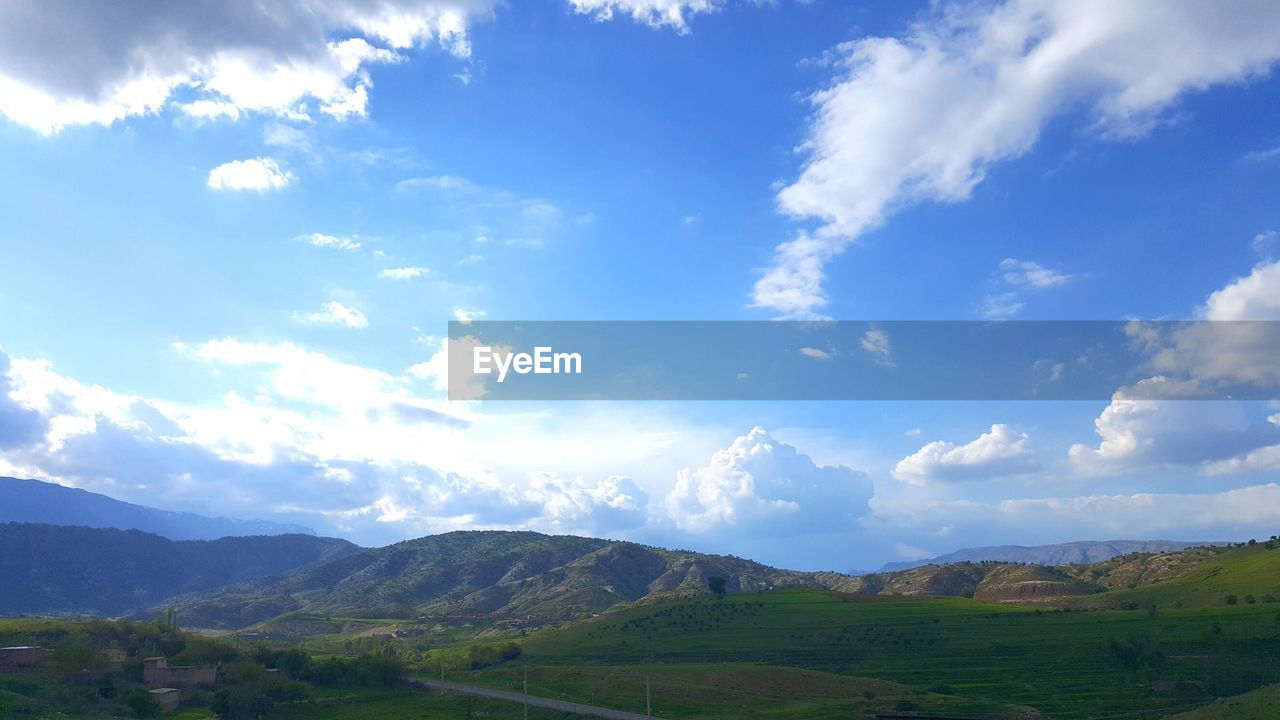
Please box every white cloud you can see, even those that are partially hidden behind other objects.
[982,292,1024,319]
[1200,259,1280,321]
[527,472,650,533]
[798,347,832,360]
[0,1,496,134]
[1243,145,1280,163]
[1252,230,1277,255]
[756,0,1280,317]
[207,157,296,192]
[859,328,892,366]
[379,266,429,280]
[299,301,369,329]
[395,174,480,193]
[298,232,362,252]
[874,483,1280,546]
[453,307,486,323]
[999,258,1072,288]
[567,0,721,33]
[665,426,872,535]
[458,254,485,265]
[1067,377,1262,475]
[893,424,1035,485]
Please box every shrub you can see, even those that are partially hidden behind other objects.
[122,689,160,718]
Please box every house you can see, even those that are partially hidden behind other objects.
[142,657,216,688]
[149,687,181,713]
[97,648,127,665]
[0,646,44,668]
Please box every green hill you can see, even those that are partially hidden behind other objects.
[483,588,1280,720]
[1165,683,1280,720]
[1075,542,1280,609]
[166,531,849,629]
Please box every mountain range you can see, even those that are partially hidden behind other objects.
[877,540,1219,571]
[0,523,356,616]
[0,476,314,540]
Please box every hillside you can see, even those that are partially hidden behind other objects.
[0,523,358,616]
[166,531,849,629]
[841,561,1102,602]
[878,539,1221,571]
[1074,541,1280,609]
[0,476,314,540]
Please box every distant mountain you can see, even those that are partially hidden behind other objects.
[877,540,1220,572]
[0,476,314,540]
[0,523,358,617]
[167,530,854,629]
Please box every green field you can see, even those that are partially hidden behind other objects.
[1164,683,1280,720]
[457,589,1280,720]
[271,688,579,720]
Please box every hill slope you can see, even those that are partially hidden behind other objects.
[0,476,314,539]
[879,539,1220,571]
[0,523,358,616]
[167,531,851,629]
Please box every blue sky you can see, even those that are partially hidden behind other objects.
[1,0,1280,570]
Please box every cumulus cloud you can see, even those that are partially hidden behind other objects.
[893,424,1036,485]
[756,0,1280,316]
[665,427,872,536]
[567,0,721,33]
[299,232,362,251]
[298,301,369,329]
[527,472,649,533]
[0,0,496,134]
[1199,259,1280,322]
[379,266,429,280]
[207,157,296,192]
[1067,377,1267,475]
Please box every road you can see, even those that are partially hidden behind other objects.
[410,678,667,720]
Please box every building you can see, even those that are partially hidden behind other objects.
[142,657,216,688]
[0,646,44,668]
[148,687,181,713]
[97,648,127,665]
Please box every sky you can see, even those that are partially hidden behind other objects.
[1,0,1279,571]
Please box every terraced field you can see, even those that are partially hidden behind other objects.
[463,589,1280,720]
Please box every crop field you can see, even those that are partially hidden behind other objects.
[460,590,1280,720]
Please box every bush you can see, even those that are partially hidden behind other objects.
[122,689,160,718]
[1225,594,1239,606]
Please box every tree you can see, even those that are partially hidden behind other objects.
[708,576,727,595]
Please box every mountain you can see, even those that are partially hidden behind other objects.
[0,523,358,617]
[166,530,853,629]
[877,540,1219,572]
[842,562,1104,602]
[0,476,314,540]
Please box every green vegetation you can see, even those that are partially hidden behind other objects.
[464,588,1280,720]
[1090,542,1280,610]
[1164,683,1280,720]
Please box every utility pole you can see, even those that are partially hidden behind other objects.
[440,657,445,682]
[646,676,652,719]
[523,665,529,720]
